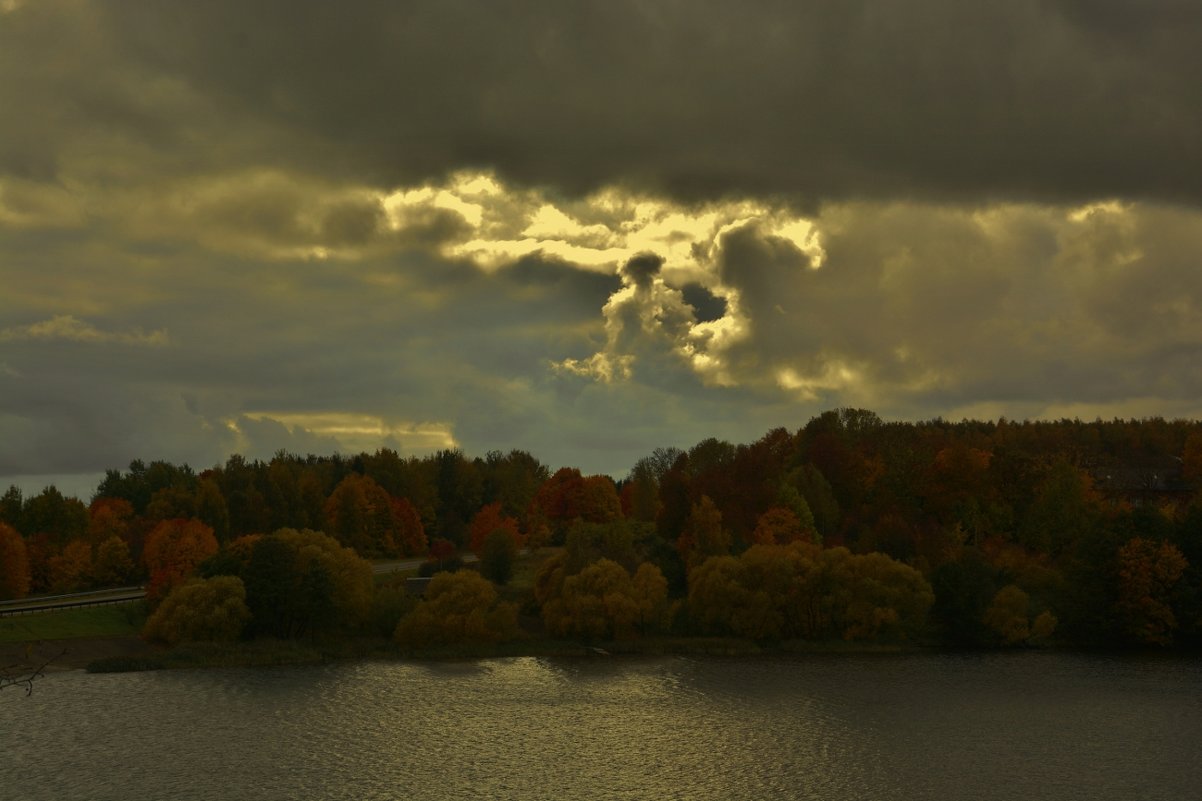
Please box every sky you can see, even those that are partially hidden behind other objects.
[3,0,1202,499]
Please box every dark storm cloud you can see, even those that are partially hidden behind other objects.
[5,0,1200,205]
[619,253,664,289]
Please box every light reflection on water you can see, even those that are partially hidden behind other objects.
[3,653,1201,801]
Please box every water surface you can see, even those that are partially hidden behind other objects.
[4,652,1199,800]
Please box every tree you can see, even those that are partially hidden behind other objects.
[390,495,428,556]
[631,562,672,634]
[432,449,484,543]
[241,536,304,638]
[195,478,231,543]
[142,519,219,605]
[0,522,30,600]
[815,549,934,641]
[21,487,87,549]
[529,467,587,544]
[0,486,21,530]
[480,449,549,522]
[930,552,1000,646]
[678,495,730,569]
[527,470,619,540]
[480,528,518,585]
[983,584,1032,645]
[87,497,135,547]
[564,519,638,574]
[324,473,381,556]
[542,559,651,641]
[468,502,522,555]
[1020,460,1102,554]
[145,484,199,523]
[751,507,812,546]
[789,465,841,541]
[622,455,663,522]
[324,474,426,557]
[1115,537,1188,646]
[686,555,775,639]
[580,475,622,524]
[47,539,93,593]
[142,576,251,645]
[92,536,135,587]
[218,454,271,538]
[394,570,518,648]
[272,528,374,631]
[1183,431,1202,489]
[687,543,932,643]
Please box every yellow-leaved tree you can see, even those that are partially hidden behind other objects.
[541,558,668,641]
[394,570,519,649]
[143,576,251,645]
[1115,537,1188,646]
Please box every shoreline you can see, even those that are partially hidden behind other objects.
[3,635,162,674]
[11,633,1181,679]
[26,634,928,675]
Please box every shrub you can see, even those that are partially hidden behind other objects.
[142,575,251,645]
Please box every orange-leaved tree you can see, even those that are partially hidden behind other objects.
[468,502,522,555]
[0,522,30,600]
[143,519,218,605]
[324,474,427,558]
[87,497,135,547]
[751,507,814,546]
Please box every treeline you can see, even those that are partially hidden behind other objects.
[2,409,1202,651]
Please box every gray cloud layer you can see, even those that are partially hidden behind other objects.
[4,1,1202,206]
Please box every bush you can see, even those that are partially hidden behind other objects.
[142,575,251,645]
[370,578,418,637]
[395,570,519,648]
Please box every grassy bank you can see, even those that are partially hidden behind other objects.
[0,603,146,644]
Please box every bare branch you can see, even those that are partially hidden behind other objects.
[1,644,65,696]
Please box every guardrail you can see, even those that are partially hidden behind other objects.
[0,588,146,617]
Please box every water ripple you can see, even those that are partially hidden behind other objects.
[3,653,1201,801]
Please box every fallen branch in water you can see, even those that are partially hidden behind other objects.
[1,643,65,696]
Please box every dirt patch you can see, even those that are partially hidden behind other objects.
[2,636,162,673]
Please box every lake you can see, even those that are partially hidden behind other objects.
[3,652,1200,800]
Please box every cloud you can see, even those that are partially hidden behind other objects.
[0,315,168,346]
[235,413,456,457]
[708,201,1202,413]
[4,0,1202,493]
[620,252,664,289]
[4,0,1186,207]
[546,197,1202,425]
[553,252,712,385]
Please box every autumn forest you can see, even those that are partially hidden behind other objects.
[3,409,1202,653]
